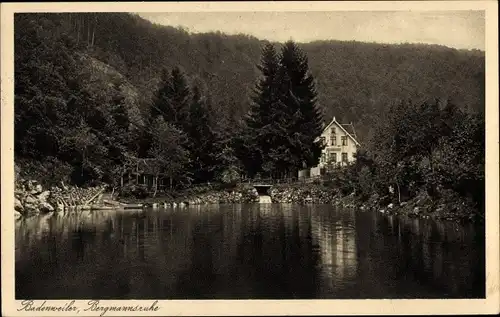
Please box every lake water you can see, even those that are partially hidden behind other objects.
[15,204,485,299]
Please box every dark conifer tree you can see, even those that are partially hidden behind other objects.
[278,40,324,177]
[150,66,191,131]
[247,44,280,130]
[169,67,191,130]
[187,85,216,182]
[243,43,281,177]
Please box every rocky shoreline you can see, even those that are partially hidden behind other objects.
[15,179,105,219]
[269,184,483,222]
[181,185,260,205]
[14,178,481,223]
[121,184,261,207]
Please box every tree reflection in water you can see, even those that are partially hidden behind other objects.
[15,204,484,299]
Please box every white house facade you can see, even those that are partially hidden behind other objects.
[299,116,360,178]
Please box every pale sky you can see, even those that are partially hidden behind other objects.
[138,11,485,50]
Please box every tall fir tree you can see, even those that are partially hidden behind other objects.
[187,85,216,182]
[242,41,324,179]
[243,43,282,178]
[248,43,280,130]
[150,66,191,132]
[278,40,324,176]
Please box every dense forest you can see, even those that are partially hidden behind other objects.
[15,13,484,137]
[14,13,485,211]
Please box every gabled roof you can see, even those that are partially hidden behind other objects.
[340,123,358,140]
[321,116,361,146]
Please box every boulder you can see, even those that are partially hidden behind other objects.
[24,195,38,205]
[26,180,43,195]
[14,210,22,220]
[55,202,64,212]
[39,201,55,213]
[15,197,24,213]
[23,202,40,217]
[37,190,51,202]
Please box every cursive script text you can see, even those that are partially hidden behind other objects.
[84,300,160,316]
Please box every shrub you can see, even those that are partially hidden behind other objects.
[17,157,73,187]
[119,183,149,199]
[218,165,241,186]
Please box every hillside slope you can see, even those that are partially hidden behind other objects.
[16,13,484,141]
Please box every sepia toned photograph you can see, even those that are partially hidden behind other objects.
[2,1,499,316]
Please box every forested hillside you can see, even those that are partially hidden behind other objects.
[14,13,485,195]
[306,41,484,138]
[16,13,484,140]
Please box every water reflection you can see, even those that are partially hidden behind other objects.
[15,205,484,299]
[310,207,357,293]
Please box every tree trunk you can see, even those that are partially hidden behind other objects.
[81,150,85,177]
[136,161,139,184]
[87,15,90,47]
[396,182,401,204]
[170,177,173,190]
[153,176,158,197]
[76,16,80,45]
[91,14,97,48]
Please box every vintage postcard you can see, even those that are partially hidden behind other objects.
[1,1,499,316]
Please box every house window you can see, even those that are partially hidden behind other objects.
[352,152,356,159]
[330,136,337,146]
[341,136,348,146]
[321,153,326,163]
[331,128,336,135]
[331,152,337,163]
[320,136,326,145]
[342,152,348,162]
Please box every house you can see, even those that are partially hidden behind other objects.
[299,116,360,178]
